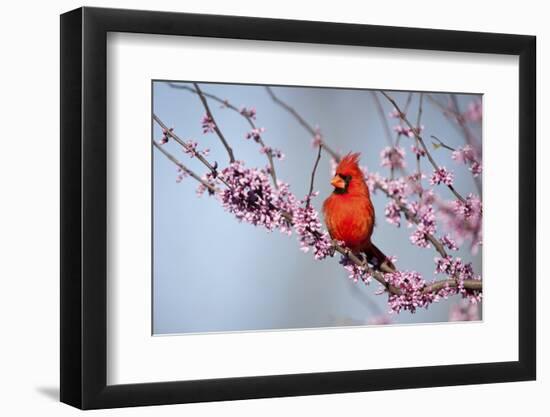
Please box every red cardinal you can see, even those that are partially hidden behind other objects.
[323,153,393,270]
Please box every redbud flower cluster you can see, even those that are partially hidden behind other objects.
[159,127,174,144]
[452,145,482,177]
[380,146,406,170]
[239,107,257,119]
[339,255,373,284]
[201,114,216,134]
[430,167,454,186]
[294,199,334,260]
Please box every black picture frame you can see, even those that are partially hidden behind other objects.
[60,6,536,410]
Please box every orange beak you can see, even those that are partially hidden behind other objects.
[331,175,346,190]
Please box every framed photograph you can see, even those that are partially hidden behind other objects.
[60,6,536,409]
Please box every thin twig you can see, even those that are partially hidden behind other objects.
[449,94,483,196]
[430,135,456,151]
[153,141,219,194]
[426,94,483,196]
[394,92,414,148]
[333,242,480,295]
[424,278,482,293]
[260,90,460,276]
[193,82,235,163]
[267,90,479,294]
[168,83,241,113]
[380,91,467,204]
[265,86,341,162]
[154,106,482,298]
[167,82,279,187]
[156,138,482,296]
[369,91,410,179]
[415,93,424,177]
[374,184,448,259]
[152,114,230,188]
[306,144,323,208]
[332,245,401,294]
[449,94,481,156]
[426,94,481,155]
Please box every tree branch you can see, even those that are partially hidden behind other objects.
[333,242,480,295]
[153,141,219,194]
[265,86,341,162]
[167,82,279,187]
[426,94,483,196]
[425,94,481,153]
[260,89,457,270]
[415,93,424,176]
[394,92,413,148]
[430,135,456,151]
[154,101,482,301]
[152,114,230,188]
[449,94,482,156]
[374,184,449,259]
[306,144,323,208]
[380,91,467,204]
[193,82,235,163]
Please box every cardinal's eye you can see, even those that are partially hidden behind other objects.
[340,174,352,182]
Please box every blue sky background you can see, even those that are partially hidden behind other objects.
[152,81,482,335]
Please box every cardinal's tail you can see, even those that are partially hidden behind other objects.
[364,243,395,272]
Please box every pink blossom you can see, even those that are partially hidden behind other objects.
[406,201,420,219]
[380,146,406,170]
[385,200,402,227]
[393,125,407,135]
[181,139,209,158]
[441,234,458,251]
[159,127,174,144]
[260,146,285,160]
[405,172,424,196]
[388,110,401,118]
[451,145,475,164]
[218,161,292,232]
[239,106,257,119]
[245,127,266,142]
[209,161,333,259]
[452,145,482,177]
[464,100,482,123]
[385,178,407,200]
[195,171,217,197]
[271,181,298,236]
[175,167,189,183]
[384,262,481,314]
[439,194,482,254]
[434,256,482,302]
[294,199,334,260]
[409,205,436,248]
[469,161,482,177]
[339,255,372,283]
[393,125,424,138]
[430,167,454,186]
[365,171,383,193]
[421,188,436,205]
[329,158,338,176]
[407,125,424,138]
[411,145,426,157]
[311,129,323,147]
[384,270,439,313]
[201,114,216,134]
[449,300,480,321]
